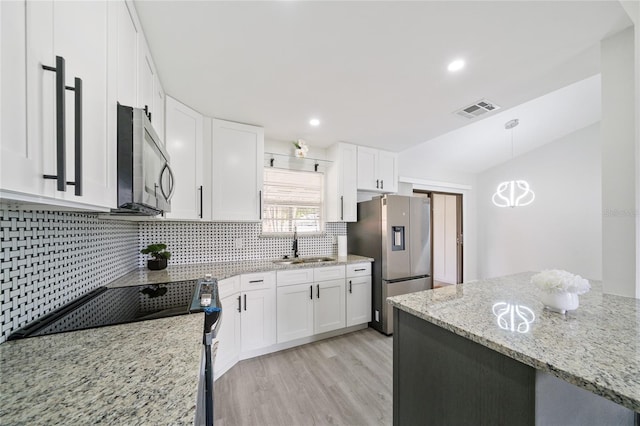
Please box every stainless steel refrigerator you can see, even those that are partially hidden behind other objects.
[348,194,432,335]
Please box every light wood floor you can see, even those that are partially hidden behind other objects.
[214,328,393,426]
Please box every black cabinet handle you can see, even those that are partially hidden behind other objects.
[317,284,320,299]
[244,294,247,311]
[376,179,379,189]
[199,185,203,218]
[237,295,241,312]
[42,56,66,192]
[355,268,366,272]
[249,279,263,284]
[380,180,384,190]
[340,195,344,221]
[310,285,313,300]
[72,77,82,196]
[349,280,352,294]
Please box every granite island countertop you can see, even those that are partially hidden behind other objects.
[109,254,373,288]
[0,313,203,425]
[387,272,640,413]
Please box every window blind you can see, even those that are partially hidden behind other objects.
[262,168,324,234]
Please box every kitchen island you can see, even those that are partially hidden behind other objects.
[388,272,639,425]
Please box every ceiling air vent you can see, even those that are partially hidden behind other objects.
[454,99,500,119]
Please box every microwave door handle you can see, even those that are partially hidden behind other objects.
[159,162,176,202]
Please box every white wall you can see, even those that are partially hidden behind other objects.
[477,123,601,280]
[601,26,636,297]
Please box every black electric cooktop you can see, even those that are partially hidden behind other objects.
[8,280,198,340]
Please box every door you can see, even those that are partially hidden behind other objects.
[115,0,138,108]
[240,288,276,352]
[314,279,346,334]
[410,195,431,278]
[276,283,314,343]
[211,119,264,221]
[381,195,411,280]
[164,96,203,220]
[215,292,241,379]
[431,192,463,286]
[356,146,378,191]
[377,150,397,192]
[346,276,371,326]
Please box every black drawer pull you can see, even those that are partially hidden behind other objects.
[317,284,320,299]
[249,279,264,283]
[244,294,247,311]
[349,280,352,294]
[310,285,313,300]
[354,268,366,272]
[237,295,241,312]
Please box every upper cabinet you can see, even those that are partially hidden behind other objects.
[211,119,264,221]
[164,96,204,221]
[1,0,117,210]
[326,142,357,222]
[138,41,165,142]
[356,146,398,193]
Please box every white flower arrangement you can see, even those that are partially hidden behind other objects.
[293,139,309,158]
[531,269,591,295]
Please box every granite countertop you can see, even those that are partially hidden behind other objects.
[387,272,640,412]
[109,254,373,288]
[0,313,203,425]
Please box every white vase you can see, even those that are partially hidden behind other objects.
[539,291,579,314]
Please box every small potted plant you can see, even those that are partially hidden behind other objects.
[140,243,171,270]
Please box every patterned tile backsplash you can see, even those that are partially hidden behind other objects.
[0,209,139,343]
[0,209,346,343]
[138,221,346,266]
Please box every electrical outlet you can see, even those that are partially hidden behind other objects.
[375,310,380,322]
[234,238,243,249]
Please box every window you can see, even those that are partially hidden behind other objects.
[262,168,324,235]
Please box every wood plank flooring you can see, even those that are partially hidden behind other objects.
[214,328,393,426]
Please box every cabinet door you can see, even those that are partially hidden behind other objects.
[378,150,398,193]
[164,96,204,220]
[341,143,358,221]
[276,283,314,343]
[115,0,138,108]
[215,291,241,379]
[346,276,372,326]
[24,0,116,208]
[211,119,264,221]
[241,287,276,353]
[314,279,346,334]
[356,146,378,191]
[153,75,165,143]
[139,41,154,119]
[0,0,35,196]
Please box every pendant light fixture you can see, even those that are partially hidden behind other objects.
[492,119,535,208]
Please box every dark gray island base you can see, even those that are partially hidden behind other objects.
[389,273,640,426]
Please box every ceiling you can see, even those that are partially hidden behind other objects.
[134,1,632,158]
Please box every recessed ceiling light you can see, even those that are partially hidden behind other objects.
[309,118,320,126]
[447,59,465,72]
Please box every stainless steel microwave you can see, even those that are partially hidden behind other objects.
[112,104,174,216]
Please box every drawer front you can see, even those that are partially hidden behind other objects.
[218,275,241,299]
[277,268,314,287]
[347,263,371,277]
[314,265,346,282]
[240,271,276,291]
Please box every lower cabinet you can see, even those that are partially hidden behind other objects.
[347,276,372,326]
[216,263,371,379]
[314,279,346,334]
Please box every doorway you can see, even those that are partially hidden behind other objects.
[414,191,463,287]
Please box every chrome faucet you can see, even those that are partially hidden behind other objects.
[292,226,299,258]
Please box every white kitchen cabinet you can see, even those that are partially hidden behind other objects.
[115,0,138,108]
[346,263,372,326]
[211,119,264,221]
[240,272,276,353]
[314,279,346,334]
[277,283,314,343]
[1,0,116,210]
[214,276,241,379]
[357,146,398,193]
[164,96,204,220]
[153,74,165,143]
[137,32,165,142]
[326,142,357,222]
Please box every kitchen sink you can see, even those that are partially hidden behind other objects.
[272,256,335,265]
